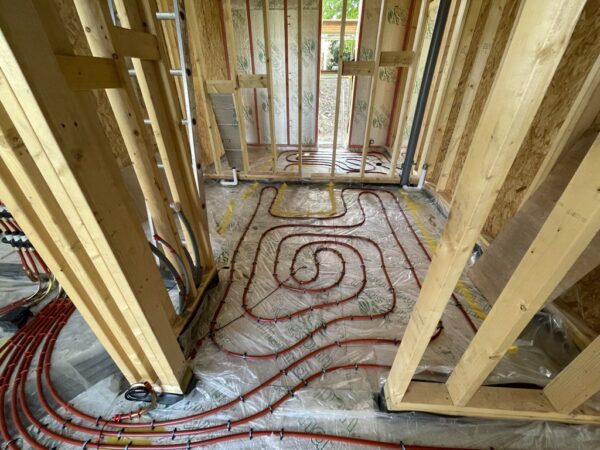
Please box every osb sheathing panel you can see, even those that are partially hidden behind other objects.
[482,1,600,238]
[186,0,228,167]
[427,0,492,183]
[53,0,130,168]
[442,1,520,198]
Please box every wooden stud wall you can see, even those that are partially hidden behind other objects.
[0,0,217,394]
[385,0,600,424]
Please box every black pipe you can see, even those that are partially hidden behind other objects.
[400,0,452,186]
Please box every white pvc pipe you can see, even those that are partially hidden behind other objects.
[402,164,428,192]
[220,168,238,186]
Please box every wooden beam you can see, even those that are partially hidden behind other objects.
[184,0,223,175]
[56,55,121,90]
[238,73,268,89]
[298,0,303,175]
[379,50,415,67]
[522,55,600,204]
[0,0,190,392]
[446,133,600,406]
[385,0,585,403]
[387,0,429,177]
[330,0,347,176]
[111,26,160,60]
[435,0,507,192]
[544,335,600,413]
[385,381,600,425]
[73,0,196,303]
[341,60,375,76]
[359,0,387,176]
[421,0,486,180]
[222,0,250,174]
[262,0,278,173]
[206,79,236,94]
[0,107,143,383]
[413,0,469,175]
[114,0,214,271]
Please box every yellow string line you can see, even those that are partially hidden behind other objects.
[399,190,488,323]
[271,182,337,217]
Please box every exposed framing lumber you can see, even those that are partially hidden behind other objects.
[297,0,303,176]
[521,55,600,205]
[262,0,278,173]
[183,0,224,175]
[0,106,144,383]
[56,55,122,90]
[330,0,347,176]
[387,0,429,178]
[379,50,415,67]
[341,60,375,76]
[446,133,600,406]
[114,0,214,271]
[206,79,236,94]
[238,73,269,89]
[544,334,600,414]
[385,381,600,425]
[359,0,387,176]
[413,0,469,175]
[111,26,160,60]
[222,0,250,174]
[74,0,196,301]
[435,0,507,192]
[385,0,585,404]
[0,0,191,392]
[421,0,486,181]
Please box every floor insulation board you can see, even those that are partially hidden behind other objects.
[1,182,600,449]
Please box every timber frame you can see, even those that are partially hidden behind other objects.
[190,0,424,184]
[1,0,600,426]
[385,0,600,425]
[0,0,216,394]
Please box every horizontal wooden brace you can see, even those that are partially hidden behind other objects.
[56,55,121,90]
[238,73,268,89]
[385,381,600,425]
[206,79,236,94]
[379,50,415,67]
[112,26,160,60]
[342,60,375,76]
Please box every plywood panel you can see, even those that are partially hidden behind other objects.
[482,1,600,238]
[427,0,491,183]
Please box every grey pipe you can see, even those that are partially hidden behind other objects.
[400,0,451,186]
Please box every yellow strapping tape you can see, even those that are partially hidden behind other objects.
[217,200,236,235]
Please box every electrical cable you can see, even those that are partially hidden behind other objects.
[148,242,186,314]
[171,203,202,286]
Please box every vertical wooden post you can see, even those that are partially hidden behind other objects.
[387,0,429,178]
[385,0,585,406]
[330,0,347,176]
[435,0,507,192]
[298,0,303,176]
[447,134,600,406]
[184,0,224,176]
[222,0,251,174]
[74,0,195,302]
[359,0,387,177]
[0,0,192,392]
[262,0,279,173]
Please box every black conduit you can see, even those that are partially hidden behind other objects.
[400,0,451,186]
